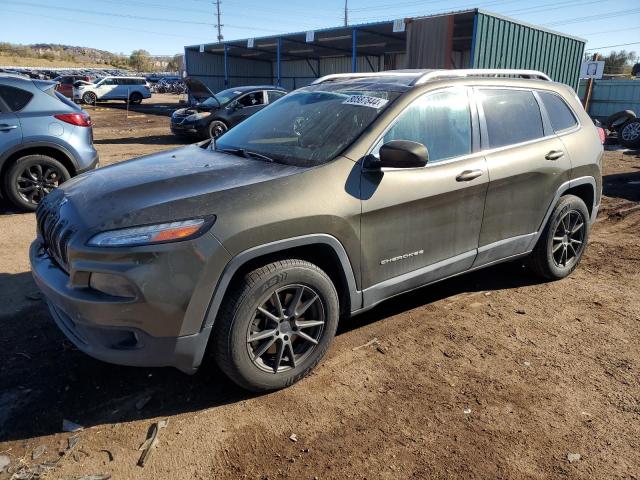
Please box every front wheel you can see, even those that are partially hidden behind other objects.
[213,259,339,392]
[619,118,640,148]
[208,120,228,139]
[82,92,97,105]
[527,194,590,280]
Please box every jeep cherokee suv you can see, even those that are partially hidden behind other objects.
[30,69,602,392]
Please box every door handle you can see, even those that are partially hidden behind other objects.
[545,150,565,160]
[456,169,484,182]
[0,124,18,131]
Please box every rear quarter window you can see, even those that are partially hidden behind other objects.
[0,85,34,112]
[480,89,544,149]
[538,91,578,132]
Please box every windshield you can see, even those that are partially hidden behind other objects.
[200,87,244,107]
[214,84,401,167]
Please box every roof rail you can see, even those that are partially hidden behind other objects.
[311,71,423,85]
[412,69,551,85]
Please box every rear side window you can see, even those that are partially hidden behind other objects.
[268,90,286,102]
[382,88,472,163]
[538,91,578,132]
[0,85,34,111]
[136,79,146,85]
[480,89,544,148]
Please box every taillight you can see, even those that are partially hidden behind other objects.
[54,113,92,127]
[596,127,606,144]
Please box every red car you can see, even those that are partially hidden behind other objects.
[54,75,91,98]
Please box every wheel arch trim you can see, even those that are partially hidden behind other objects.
[0,141,78,173]
[201,234,362,332]
[529,176,598,250]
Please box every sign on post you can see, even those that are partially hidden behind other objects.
[247,38,254,48]
[306,31,315,43]
[580,60,605,79]
[199,44,205,53]
[393,19,405,33]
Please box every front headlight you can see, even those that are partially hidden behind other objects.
[185,112,211,122]
[87,218,212,247]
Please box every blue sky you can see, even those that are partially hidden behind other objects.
[1,0,639,57]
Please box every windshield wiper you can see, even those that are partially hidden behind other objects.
[217,148,275,163]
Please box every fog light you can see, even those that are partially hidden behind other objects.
[89,273,137,298]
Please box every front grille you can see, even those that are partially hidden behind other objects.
[36,198,74,272]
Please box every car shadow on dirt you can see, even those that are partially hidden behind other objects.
[85,101,182,118]
[0,261,543,443]
[603,170,640,202]
[93,134,194,146]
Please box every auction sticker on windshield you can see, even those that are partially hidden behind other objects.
[342,95,388,109]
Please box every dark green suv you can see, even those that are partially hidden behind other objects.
[30,69,603,391]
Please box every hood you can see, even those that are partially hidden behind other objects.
[56,143,305,232]
[185,77,216,103]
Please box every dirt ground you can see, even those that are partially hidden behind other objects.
[0,94,638,480]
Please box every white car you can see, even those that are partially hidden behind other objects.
[74,76,151,105]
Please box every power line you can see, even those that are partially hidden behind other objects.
[2,0,215,26]
[544,8,640,27]
[585,41,640,51]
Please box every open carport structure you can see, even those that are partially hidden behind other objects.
[184,8,585,93]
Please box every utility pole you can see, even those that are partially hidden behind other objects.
[215,0,223,42]
[344,0,348,26]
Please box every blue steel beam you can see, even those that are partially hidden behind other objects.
[352,29,358,73]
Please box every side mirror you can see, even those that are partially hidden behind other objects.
[366,140,429,169]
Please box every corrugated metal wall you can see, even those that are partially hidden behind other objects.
[471,12,585,88]
[185,49,272,91]
[577,79,640,119]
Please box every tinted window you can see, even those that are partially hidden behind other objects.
[480,89,544,148]
[382,88,472,163]
[268,90,286,102]
[0,85,34,111]
[238,91,265,107]
[538,91,577,132]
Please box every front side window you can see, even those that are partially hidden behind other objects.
[381,88,472,163]
[238,91,265,107]
[215,84,402,167]
[538,91,577,132]
[0,85,34,111]
[480,89,544,148]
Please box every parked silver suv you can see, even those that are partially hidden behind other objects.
[0,74,98,211]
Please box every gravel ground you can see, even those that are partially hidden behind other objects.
[0,95,638,480]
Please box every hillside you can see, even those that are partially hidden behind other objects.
[0,43,176,70]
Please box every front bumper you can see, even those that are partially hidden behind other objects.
[170,119,206,138]
[29,239,218,374]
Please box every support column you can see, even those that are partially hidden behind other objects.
[276,37,282,87]
[223,44,229,87]
[352,29,357,72]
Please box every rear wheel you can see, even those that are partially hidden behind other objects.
[128,92,143,105]
[208,120,228,139]
[3,154,71,211]
[527,194,589,280]
[213,259,339,392]
[82,92,97,105]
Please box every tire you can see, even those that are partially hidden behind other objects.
[605,109,636,130]
[3,154,71,211]
[618,118,640,148]
[213,259,339,392]
[208,120,228,139]
[128,92,143,105]
[527,194,590,280]
[82,92,97,105]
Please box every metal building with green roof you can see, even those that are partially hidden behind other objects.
[184,8,585,92]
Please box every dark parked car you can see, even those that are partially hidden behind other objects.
[31,69,602,392]
[0,74,98,210]
[170,79,287,139]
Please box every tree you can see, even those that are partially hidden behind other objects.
[166,54,183,73]
[129,49,151,71]
[601,50,637,75]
